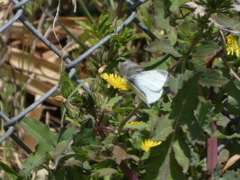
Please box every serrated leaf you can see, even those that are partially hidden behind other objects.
[220,170,239,180]
[22,145,48,176]
[192,42,220,57]
[169,75,183,94]
[19,118,59,175]
[198,69,229,87]
[142,138,185,179]
[211,163,222,180]
[181,120,201,144]
[145,39,182,57]
[172,136,191,173]
[170,73,201,124]
[195,98,214,134]
[170,73,201,143]
[152,114,175,142]
[20,117,58,149]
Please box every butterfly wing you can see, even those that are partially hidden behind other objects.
[120,59,144,77]
[127,70,168,106]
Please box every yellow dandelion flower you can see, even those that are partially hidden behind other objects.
[141,139,161,152]
[226,35,240,57]
[101,73,130,91]
[126,121,147,125]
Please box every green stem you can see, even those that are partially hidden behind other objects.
[77,0,98,29]
[170,10,213,71]
[118,101,144,134]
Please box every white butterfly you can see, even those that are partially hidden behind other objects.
[126,70,168,107]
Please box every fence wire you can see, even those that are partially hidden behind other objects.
[0,0,154,154]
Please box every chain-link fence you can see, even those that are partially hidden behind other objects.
[0,0,157,154]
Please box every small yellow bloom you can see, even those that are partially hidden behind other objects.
[126,121,146,125]
[226,35,240,57]
[101,73,130,91]
[141,139,161,152]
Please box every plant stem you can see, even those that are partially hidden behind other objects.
[77,0,98,29]
[118,101,144,134]
[170,10,213,71]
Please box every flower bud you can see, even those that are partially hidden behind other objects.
[90,76,103,92]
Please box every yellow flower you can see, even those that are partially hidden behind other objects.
[141,139,161,152]
[101,73,130,91]
[126,121,146,125]
[226,35,240,57]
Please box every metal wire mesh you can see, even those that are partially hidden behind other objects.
[0,0,155,154]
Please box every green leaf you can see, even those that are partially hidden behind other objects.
[22,145,48,176]
[152,0,171,30]
[0,161,24,180]
[108,96,122,106]
[223,80,240,115]
[91,159,117,170]
[167,26,178,45]
[170,0,189,13]
[152,114,175,142]
[124,122,150,130]
[145,39,182,57]
[211,14,240,28]
[178,17,198,42]
[169,75,183,94]
[20,117,58,175]
[170,73,202,142]
[194,67,229,87]
[55,166,87,180]
[93,168,117,177]
[81,145,101,159]
[181,120,201,144]
[142,138,185,179]
[20,117,58,149]
[211,130,240,138]
[98,13,111,36]
[170,73,201,125]
[141,55,170,71]
[172,136,191,173]
[194,98,214,134]
[192,42,220,57]
[53,128,78,157]
[73,128,96,147]
[75,20,92,31]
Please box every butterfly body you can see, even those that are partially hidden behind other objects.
[126,70,168,107]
